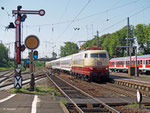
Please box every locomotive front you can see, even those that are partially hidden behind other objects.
[84,50,109,81]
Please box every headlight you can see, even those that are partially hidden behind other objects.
[90,67,93,70]
[106,68,108,70]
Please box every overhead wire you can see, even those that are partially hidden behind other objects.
[58,0,71,21]
[78,0,140,21]
[92,5,150,38]
[56,0,91,41]
[25,0,140,28]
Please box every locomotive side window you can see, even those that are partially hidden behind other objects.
[149,60,150,65]
[84,53,88,58]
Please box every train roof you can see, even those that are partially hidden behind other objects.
[110,54,150,61]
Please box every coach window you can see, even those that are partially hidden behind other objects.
[146,60,148,65]
[138,60,140,65]
[140,60,142,65]
[143,60,145,65]
[85,53,88,58]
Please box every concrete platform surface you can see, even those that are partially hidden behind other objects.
[0,92,66,113]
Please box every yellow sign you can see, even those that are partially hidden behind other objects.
[25,35,39,50]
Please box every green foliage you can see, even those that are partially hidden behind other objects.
[53,88,61,96]
[82,25,134,58]
[127,102,139,108]
[10,86,52,94]
[135,24,150,54]
[0,43,9,68]
[60,42,79,57]
[60,99,67,105]
[34,61,45,67]
[61,24,150,58]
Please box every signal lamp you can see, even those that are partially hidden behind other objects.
[20,14,27,22]
[26,59,30,64]
[33,50,38,59]
[21,44,26,51]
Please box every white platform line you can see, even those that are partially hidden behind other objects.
[31,95,38,113]
[0,94,16,103]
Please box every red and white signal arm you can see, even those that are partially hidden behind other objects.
[137,89,142,103]
[12,9,45,16]
[39,9,45,16]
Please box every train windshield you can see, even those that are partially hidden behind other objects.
[91,53,106,58]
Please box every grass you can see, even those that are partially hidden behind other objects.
[10,86,52,95]
[52,88,61,100]
[53,88,61,96]
[0,112,6,113]
[10,86,61,96]
[0,67,13,70]
[127,102,140,108]
[59,99,67,106]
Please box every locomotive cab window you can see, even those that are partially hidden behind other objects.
[91,53,106,58]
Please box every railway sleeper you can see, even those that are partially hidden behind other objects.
[114,79,150,96]
[67,103,110,113]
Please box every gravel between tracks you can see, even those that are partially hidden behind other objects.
[58,72,150,113]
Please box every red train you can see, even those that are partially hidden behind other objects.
[46,46,110,82]
[109,54,150,73]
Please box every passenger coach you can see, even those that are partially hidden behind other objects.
[109,54,150,73]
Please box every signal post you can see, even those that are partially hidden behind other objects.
[25,35,39,91]
[12,6,45,89]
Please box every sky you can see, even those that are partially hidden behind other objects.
[0,0,150,58]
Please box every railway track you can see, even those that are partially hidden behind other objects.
[0,72,46,90]
[46,72,120,113]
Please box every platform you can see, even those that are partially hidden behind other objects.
[0,91,67,113]
[110,72,150,92]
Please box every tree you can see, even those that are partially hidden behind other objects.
[135,24,150,54]
[81,25,134,58]
[60,42,79,57]
[0,43,9,67]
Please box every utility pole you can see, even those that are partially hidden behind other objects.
[126,17,132,74]
[52,45,56,58]
[127,17,129,56]
[96,30,99,47]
